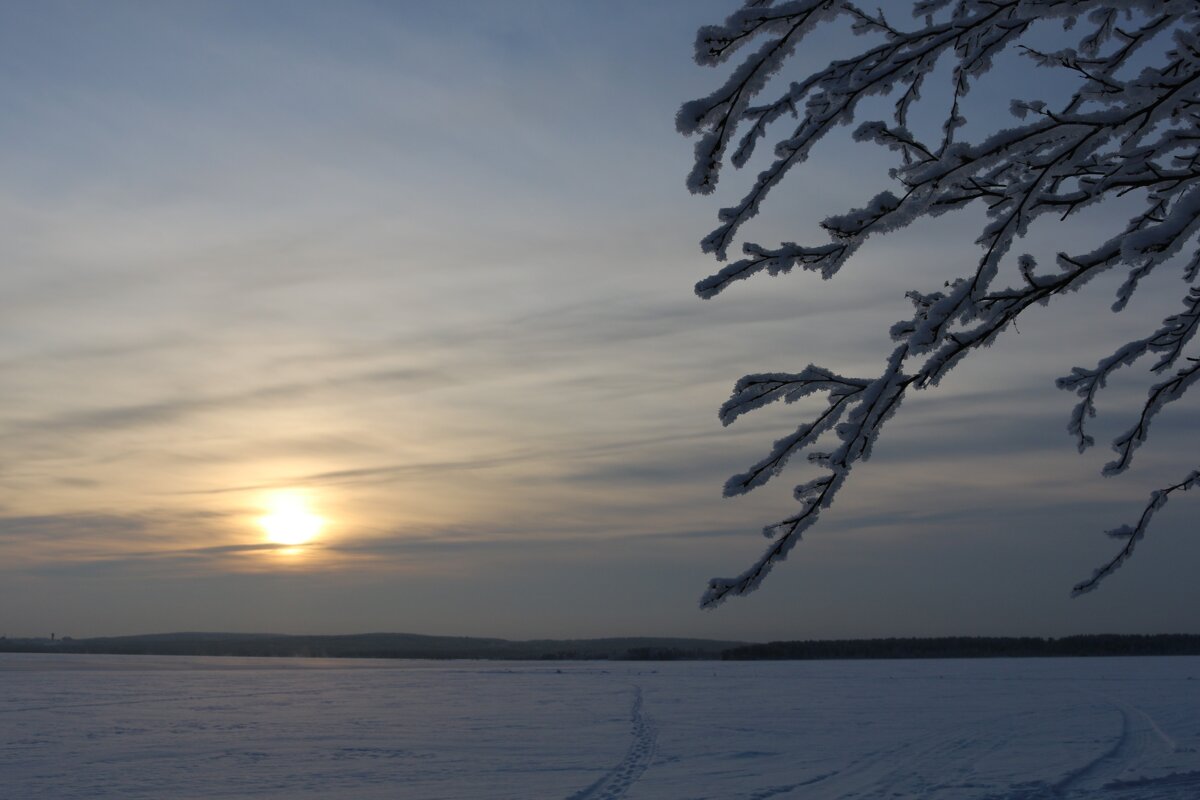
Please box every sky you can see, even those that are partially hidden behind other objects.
[2,1,1198,642]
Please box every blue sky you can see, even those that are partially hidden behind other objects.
[1,1,1197,641]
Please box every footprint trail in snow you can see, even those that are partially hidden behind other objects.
[567,685,657,800]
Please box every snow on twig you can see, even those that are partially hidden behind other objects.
[683,0,1200,607]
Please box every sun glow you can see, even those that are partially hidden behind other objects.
[259,492,324,546]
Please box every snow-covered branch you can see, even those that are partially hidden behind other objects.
[1072,468,1200,595]
[683,1,1200,607]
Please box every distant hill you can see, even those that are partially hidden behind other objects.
[0,632,745,661]
[3,633,1200,661]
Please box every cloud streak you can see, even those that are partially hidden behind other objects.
[2,0,1197,639]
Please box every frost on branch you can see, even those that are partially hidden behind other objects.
[1071,469,1200,596]
[682,1,1200,608]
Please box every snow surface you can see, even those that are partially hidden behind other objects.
[3,653,1200,799]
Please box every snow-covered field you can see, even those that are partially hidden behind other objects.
[2,654,1199,799]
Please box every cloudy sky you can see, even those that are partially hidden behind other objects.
[2,1,1197,641]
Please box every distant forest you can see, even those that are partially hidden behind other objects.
[720,635,1200,660]
[3,632,1200,661]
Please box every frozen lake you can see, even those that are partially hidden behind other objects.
[2,654,1199,799]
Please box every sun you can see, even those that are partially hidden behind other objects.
[259,492,324,546]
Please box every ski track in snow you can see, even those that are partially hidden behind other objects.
[811,706,1032,799]
[1045,694,1198,800]
[984,692,1195,800]
[1050,704,1143,796]
[566,685,656,800]
[742,773,837,798]
[0,687,316,714]
[3,655,1200,799]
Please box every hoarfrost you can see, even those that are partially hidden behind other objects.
[682,0,1200,608]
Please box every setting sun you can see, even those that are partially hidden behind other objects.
[259,492,324,546]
